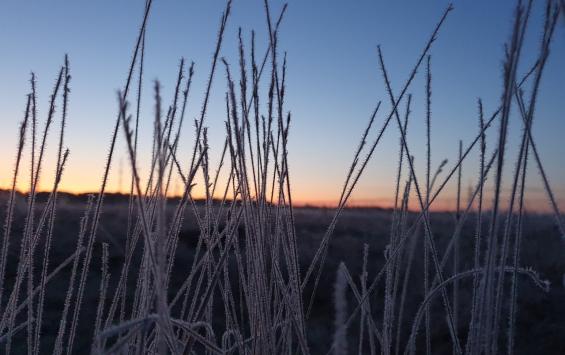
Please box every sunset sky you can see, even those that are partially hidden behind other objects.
[0,0,564,211]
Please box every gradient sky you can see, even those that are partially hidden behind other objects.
[0,1,563,211]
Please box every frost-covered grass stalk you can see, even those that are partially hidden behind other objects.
[333,263,348,355]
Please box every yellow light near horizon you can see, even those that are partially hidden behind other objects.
[1,159,561,213]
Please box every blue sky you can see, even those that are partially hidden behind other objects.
[0,0,563,210]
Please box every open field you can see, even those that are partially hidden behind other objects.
[1,193,564,354]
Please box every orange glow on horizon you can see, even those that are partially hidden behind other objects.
[2,183,561,214]
[1,158,562,214]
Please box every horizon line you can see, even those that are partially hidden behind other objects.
[1,188,561,215]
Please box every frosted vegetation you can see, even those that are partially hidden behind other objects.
[0,0,564,354]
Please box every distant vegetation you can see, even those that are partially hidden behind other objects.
[0,1,564,354]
